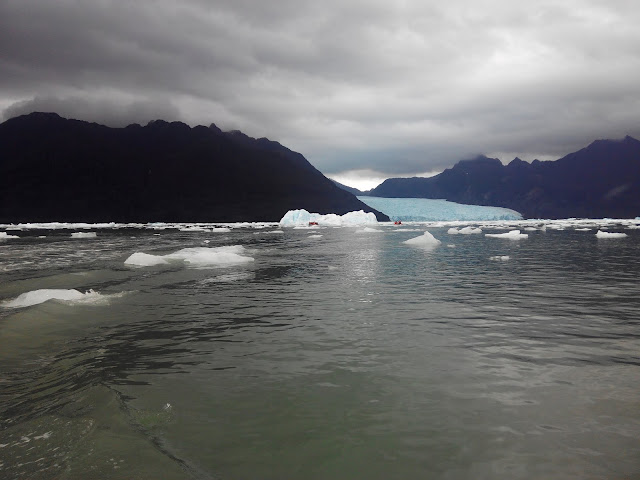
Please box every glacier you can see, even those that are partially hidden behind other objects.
[357,196,522,222]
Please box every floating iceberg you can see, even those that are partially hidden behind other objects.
[279,209,377,227]
[403,230,441,248]
[358,196,522,221]
[2,289,103,308]
[0,232,19,240]
[485,230,528,240]
[596,230,627,239]
[125,245,254,268]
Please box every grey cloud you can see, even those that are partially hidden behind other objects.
[3,95,181,128]
[2,0,640,180]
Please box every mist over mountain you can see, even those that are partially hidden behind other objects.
[0,113,388,223]
[368,137,640,219]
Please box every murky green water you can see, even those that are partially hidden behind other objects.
[1,221,639,479]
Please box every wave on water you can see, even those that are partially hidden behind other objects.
[1,289,125,308]
[124,245,254,268]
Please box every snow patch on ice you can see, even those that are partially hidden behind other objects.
[125,245,254,268]
[485,230,528,240]
[280,209,377,227]
[596,230,627,238]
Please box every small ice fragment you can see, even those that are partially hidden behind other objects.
[403,230,441,248]
[596,230,627,238]
[0,232,19,240]
[485,230,528,240]
[2,289,101,308]
[489,255,510,261]
[125,246,254,268]
[71,232,97,238]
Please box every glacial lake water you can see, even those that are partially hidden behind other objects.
[1,220,639,479]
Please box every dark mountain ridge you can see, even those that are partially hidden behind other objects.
[369,136,640,219]
[331,179,365,196]
[0,112,388,222]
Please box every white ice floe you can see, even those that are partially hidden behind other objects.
[403,230,441,248]
[266,230,284,234]
[70,232,97,238]
[0,232,19,240]
[596,230,628,239]
[308,234,323,239]
[279,209,377,227]
[2,289,104,308]
[358,227,383,233]
[485,230,528,240]
[489,255,510,261]
[125,245,254,268]
[575,228,592,231]
[124,252,170,267]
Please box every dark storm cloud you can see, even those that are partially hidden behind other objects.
[2,0,640,186]
[3,95,181,128]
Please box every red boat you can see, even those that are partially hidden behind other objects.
[394,220,402,225]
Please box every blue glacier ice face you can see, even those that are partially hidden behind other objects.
[357,196,523,221]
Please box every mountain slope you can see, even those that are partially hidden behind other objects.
[369,137,640,219]
[0,113,388,222]
[331,180,365,196]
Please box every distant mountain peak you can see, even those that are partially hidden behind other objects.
[368,135,640,219]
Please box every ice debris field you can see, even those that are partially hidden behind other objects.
[1,209,638,310]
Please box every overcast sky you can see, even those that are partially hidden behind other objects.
[2,0,639,189]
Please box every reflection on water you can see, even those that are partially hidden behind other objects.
[1,223,639,479]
